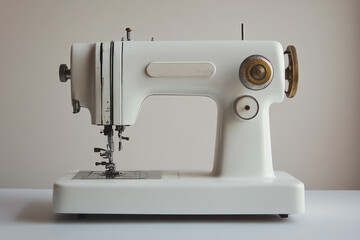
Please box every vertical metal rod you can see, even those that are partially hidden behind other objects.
[241,23,244,40]
[107,126,114,164]
[126,28,132,41]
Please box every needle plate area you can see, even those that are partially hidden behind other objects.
[72,170,161,180]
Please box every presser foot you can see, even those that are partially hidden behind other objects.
[94,125,129,179]
[104,168,120,179]
[94,159,119,178]
[94,160,119,178]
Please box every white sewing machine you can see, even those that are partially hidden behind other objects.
[53,28,304,218]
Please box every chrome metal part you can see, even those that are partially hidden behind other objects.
[115,125,129,151]
[72,99,80,113]
[94,126,118,178]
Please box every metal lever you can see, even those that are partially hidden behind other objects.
[95,161,107,166]
[94,147,106,153]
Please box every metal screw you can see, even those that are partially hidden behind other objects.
[126,28,132,41]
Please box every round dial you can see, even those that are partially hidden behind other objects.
[239,55,273,90]
[234,96,259,120]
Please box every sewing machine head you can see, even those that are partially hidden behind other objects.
[59,28,298,179]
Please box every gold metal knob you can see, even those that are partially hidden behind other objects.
[250,64,266,81]
[245,59,272,86]
[239,55,273,90]
[284,45,299,98]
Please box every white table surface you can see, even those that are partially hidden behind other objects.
[0,189,359,240]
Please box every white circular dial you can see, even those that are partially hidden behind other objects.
[234,96,259,120]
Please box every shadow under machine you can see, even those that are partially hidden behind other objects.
[53,28,304,218]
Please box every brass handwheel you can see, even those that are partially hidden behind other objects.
[284,45,299,98]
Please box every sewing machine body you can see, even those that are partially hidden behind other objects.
[53,39,304,216]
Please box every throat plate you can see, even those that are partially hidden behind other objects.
[72,170,161,180]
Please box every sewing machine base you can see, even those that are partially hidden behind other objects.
[53,170,304,215]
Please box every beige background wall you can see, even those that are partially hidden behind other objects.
[0,0,359,189]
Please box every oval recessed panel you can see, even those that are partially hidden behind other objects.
[146,62,216,78]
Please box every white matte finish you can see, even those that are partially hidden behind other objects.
[94,43,102,124]
[146,62,216,78]
[121,41,284,178]
[101,43,111,125]
[56,40,305,215]
[113,42,122,125]
[53,170,304,214]
[69,40,286,177]
[71,43,102,124]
